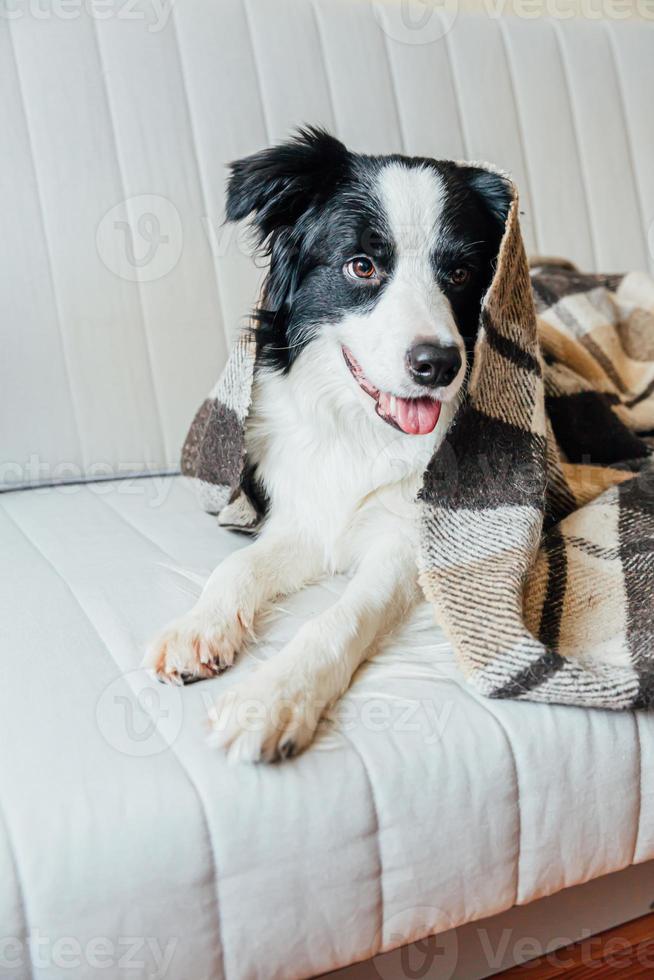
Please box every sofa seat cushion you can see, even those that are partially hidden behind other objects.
[0,476,652,979]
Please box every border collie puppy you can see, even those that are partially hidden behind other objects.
[147,128,511,762]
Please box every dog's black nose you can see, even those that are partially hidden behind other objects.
[407,343,461,388]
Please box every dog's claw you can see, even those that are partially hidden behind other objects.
[278,740,297,760]
[144,607,245,684]
[158,671,184,687]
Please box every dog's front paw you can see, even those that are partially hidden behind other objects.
[208,668,325,763]
[144,605,246,685]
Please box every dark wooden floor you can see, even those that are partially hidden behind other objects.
[497,911,654,977]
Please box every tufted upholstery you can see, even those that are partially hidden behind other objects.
[2,0,653,488]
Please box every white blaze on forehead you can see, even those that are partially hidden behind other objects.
[337,158,464,400]
[376,162,445,256]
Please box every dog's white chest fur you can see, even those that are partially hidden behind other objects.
[246,341,441,572]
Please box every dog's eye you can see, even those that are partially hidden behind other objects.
[345,256,377,281]
[448,268,471,287]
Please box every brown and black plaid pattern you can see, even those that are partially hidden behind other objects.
[182,329,260,531]
[419,197,654,709]
[182,179,654,710]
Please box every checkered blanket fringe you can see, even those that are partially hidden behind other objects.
[182,188,654,710]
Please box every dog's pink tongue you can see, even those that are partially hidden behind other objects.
[377,392,441,435]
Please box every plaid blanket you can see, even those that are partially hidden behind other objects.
[182,187,654,710]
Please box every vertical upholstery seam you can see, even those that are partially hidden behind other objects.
[496,20,541,255]
[242,0,273,142]
[440,17,471,159]
[7,22,86,471]
[336,732,385,958]
[0,795,34,980]
[309,0,338,133]
[90,21,169,468]
[453,684,523,908]
[603,21,651,273]
[551,21,600,271]
[631,716,643,865]
[170,9,233,358]
[380,28,407,155]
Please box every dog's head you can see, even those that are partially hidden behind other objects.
[226,127,511,436]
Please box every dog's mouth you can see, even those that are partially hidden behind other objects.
[342,347,441,436]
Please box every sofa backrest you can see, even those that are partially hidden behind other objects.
[1,0,653,489]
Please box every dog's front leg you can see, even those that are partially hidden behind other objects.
[145,527,322,684]
[209,535,419,762]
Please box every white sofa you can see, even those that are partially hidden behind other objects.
[1,3,653,978]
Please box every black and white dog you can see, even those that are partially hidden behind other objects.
[147,128,510,761]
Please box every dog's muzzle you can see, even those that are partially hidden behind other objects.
[342,347,441,435]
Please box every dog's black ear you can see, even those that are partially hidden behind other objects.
[459,166,513,230]
[226,127,349,243]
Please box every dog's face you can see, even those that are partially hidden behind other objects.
[227,128,511,436]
